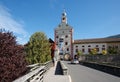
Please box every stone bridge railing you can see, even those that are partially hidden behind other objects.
[79,55,120,77]
[13,61,52,82]
[79,55,120,67]
[60,61,68,75]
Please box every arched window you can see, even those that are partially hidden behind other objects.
[82,45,84,47]
[96,45,99,47]
[102,45,105,47]
[76,46,78,48]
[88,45,91,47]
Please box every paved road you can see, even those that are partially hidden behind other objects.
[63,61,120,82]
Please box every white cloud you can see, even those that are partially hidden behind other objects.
[0,5,28,44]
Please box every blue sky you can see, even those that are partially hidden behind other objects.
[0,0,120,44]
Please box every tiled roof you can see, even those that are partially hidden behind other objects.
[74,38,120,44]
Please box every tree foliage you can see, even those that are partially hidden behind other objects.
[0,30,27,82]
[90,48,97,55]
[25,32,51,64]
[102,50,107,55]
[77,50,83,56]
[107,47,118,54]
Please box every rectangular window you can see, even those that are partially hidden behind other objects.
[76,49,78,52]
[59,38,64,42]
[67,48,69,51]
[56,36,58,38]
[65,42,68,45]
[82,49,85,52]
[88,48,91,52]
[102,48,105,50]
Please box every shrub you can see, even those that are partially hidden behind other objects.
[0,30,27,82]
[90,48,97,55]
[77,50,83,56]
[102,50,107,55]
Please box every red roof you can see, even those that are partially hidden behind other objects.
[74,38,120,44]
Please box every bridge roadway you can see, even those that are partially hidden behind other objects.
[63,61,120,82]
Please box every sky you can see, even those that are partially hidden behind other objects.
[0,0,120,44]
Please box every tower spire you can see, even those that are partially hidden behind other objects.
[61,9,67,23]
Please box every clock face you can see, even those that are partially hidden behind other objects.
[62,17,66,22]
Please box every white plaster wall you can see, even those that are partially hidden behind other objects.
[55,29,72,55]
[73,43,107,55]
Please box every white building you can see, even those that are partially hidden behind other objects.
[74,38,120,55]
[73,38,107,55]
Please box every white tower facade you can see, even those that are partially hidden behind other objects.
[54,10,73,58]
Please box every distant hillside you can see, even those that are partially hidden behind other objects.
[107,34,120,38]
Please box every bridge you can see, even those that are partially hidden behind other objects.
[63,61,120,82]
[13,60,120,82]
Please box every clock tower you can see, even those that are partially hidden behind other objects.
[54,10,73,59]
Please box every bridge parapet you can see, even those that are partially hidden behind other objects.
[79,55,120,77]
[13,61,52,82]
[79,55,120,67]
[60,61,68,75]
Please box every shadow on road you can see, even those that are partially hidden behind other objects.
[55,61,63,75]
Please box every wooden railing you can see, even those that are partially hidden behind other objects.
[13,61,52,82]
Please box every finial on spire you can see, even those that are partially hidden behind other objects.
[62,9,67,16]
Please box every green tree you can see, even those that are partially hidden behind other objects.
[25,32,51,64]
[107,47,118,54]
